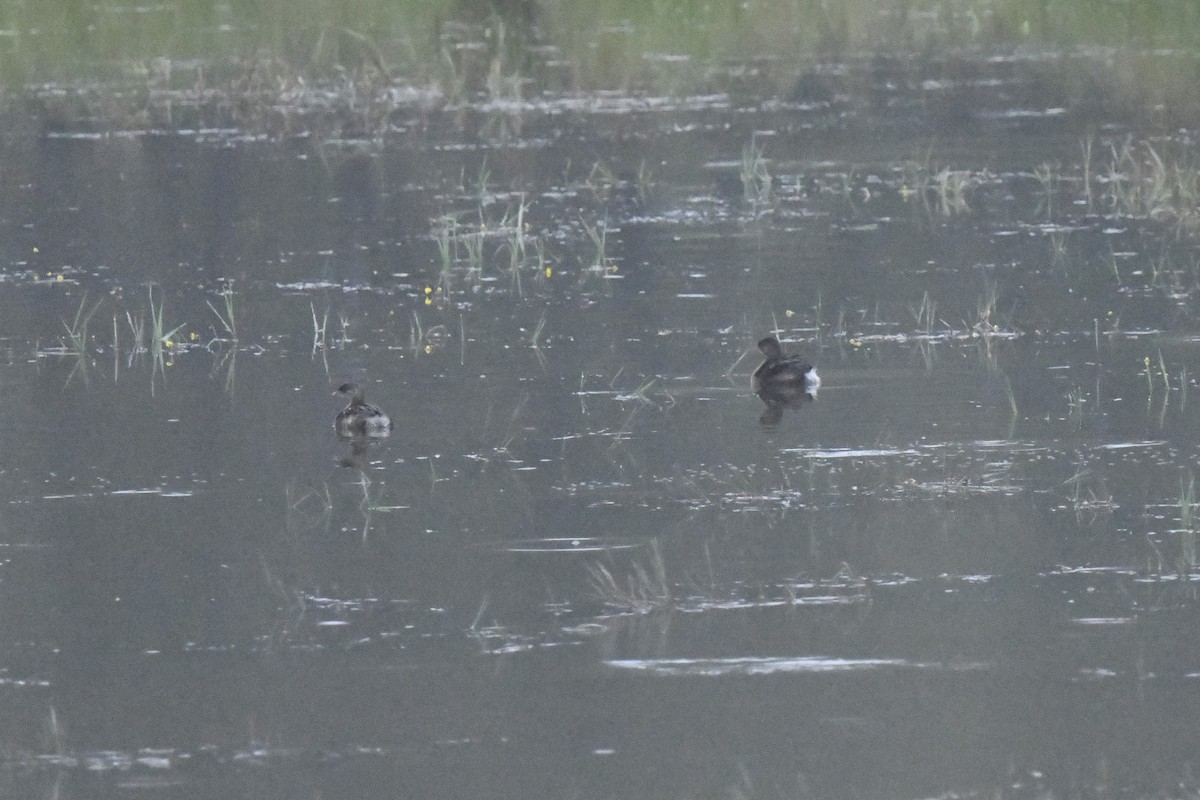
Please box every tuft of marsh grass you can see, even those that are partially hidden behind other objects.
[502,194,530,295]
[1047,229,1069,273]
[583,219,615,276]
[439,47,467,107]
[433,212,460,291]
[534,237,553,283]
[1002,374,1018,420]
[1180,471,1197,571]
[474,157,491,202]
[409,311,424,356]
[1099,137,1200,233]
[148,285,185,357]
[144,286,185,393]
[43,705,65,757]
[631,377,657,403]
[974,280,998,334]
[1033,161,1059,220]
[584,161,617,202]
[310,302,328,354]
[61,294,102,378]
[740,135,772,206]
[61,294,103,385]
[1059,466,1117,518]
[528,312,546,349]
[62,294,102,356]
[724,347,751,379]
[909,291,937,334]
[636,159,653,205]
[586,541,671,614]
[934,168,973,215]
[463,230,485,279]
[1080,135,1095,212]
[205,282,237,341]
[1066,386,1086,426]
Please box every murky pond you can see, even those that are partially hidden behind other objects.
[3,3,1200,798]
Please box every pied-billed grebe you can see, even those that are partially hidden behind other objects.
[333,382,394,437]
[751,336,820,398]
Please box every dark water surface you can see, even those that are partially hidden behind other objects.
[3,35,1200,800]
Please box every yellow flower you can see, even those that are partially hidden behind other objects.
[424,286,432,295]
[424,296,432,305]
[785,309,794,317]
[545,267,552,278]
[56,274,64,282]
[165,339,174,348]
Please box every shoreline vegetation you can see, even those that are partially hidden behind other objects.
[1,0,1199,136]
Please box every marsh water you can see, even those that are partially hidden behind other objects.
[4,7,1200,799]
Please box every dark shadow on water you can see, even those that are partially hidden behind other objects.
[755,387,816,425]
[335,431,389,469]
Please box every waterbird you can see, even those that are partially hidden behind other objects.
[751,336,820,398]
[333,382,393,437]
